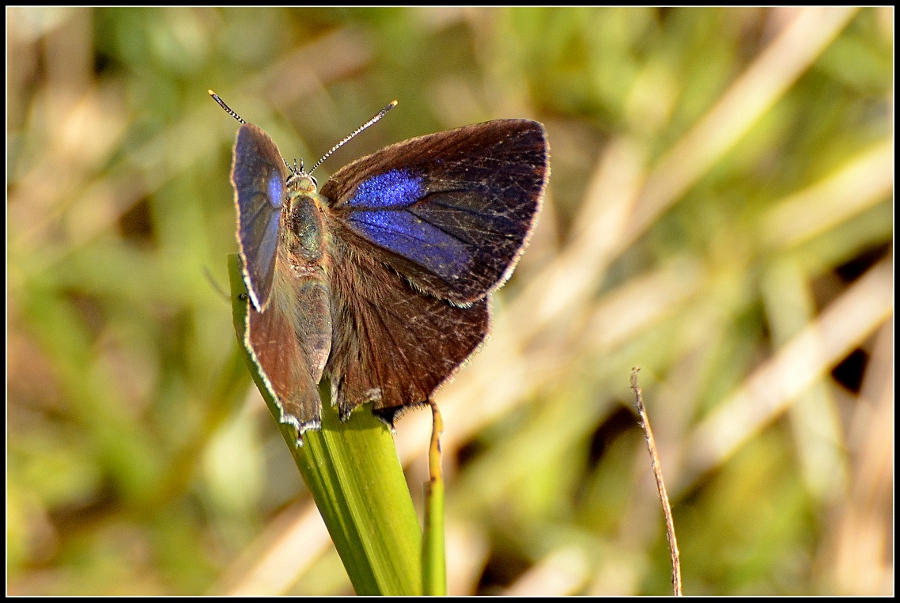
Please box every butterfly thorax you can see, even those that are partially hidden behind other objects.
[280,182,328,277]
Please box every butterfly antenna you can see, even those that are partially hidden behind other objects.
[209,90,246,124]
[307,100,398,175]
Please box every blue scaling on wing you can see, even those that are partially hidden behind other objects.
[256,209,281,276]
[346,169,423,208]
[251,172,284,277]
[267,171,284,209]
[256,171,283,276]
[349,210,469,281]
[345,169,471,280]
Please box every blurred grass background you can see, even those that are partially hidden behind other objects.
[7,7,893,595]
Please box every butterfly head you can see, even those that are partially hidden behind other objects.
[285,159,318,195]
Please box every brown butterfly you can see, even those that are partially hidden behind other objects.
[213,92,549,438]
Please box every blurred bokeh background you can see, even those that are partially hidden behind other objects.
[7,7,893,595]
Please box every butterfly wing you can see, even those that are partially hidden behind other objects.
[243,272,330,433]
[319,120,548,420]
[320,120,549,304]
[231,123,288,311]
[324,227,489,424]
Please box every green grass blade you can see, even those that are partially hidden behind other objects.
[228,254,422,595]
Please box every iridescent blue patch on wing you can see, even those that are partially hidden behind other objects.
[346,169,423,209]
[258,210,281,271]
[349,210,469,280]
[268,172,284,208]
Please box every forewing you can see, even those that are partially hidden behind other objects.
[320,120,548,304]
[231,123,288,311]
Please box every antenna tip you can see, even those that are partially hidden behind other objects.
[208,89,217,97]
[390,100,398,107]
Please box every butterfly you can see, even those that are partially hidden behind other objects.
[211,91,549,439]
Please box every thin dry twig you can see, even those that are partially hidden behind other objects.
[631,367,682,596]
